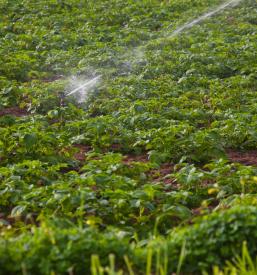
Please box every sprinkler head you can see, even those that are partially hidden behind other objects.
[58,91,66,107]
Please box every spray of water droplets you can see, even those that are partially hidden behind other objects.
[66,0,244,101]
[66,75,101,103]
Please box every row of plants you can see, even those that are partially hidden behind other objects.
[0,0,256,273]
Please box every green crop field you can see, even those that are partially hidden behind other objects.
[0,0,257,274]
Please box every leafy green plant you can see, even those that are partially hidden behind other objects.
[0,0,257,273]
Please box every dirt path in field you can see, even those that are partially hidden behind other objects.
[72,146,176,185]
[0,107,28,117]
[227,150,257,166]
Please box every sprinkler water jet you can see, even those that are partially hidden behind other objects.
[66,75,101,97]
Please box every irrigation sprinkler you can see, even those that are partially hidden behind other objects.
[58,75,101,107]
[58,0,242,107]
[66,75,101,97]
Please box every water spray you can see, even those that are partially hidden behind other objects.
[66,75,101,97]
[167,0,243,37]
[58,75,101,108]
[65,0,243,102]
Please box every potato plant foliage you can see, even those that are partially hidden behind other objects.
[0,0,257,274]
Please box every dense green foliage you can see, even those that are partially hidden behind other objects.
[1,206,257,274]
[0,0,257,274]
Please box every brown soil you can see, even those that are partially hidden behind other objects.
[42,75,63,82]
[191,206,212,217]
[59,166,80,174]
[110,143,123,151]
[0,107,28,117]
[0,211,38,226]
[149,163,175,185]
[122,154,177,186]
[227,150,257,166]
[73,144,92,161]
[123,154,149,164]
[192,200,219,217]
